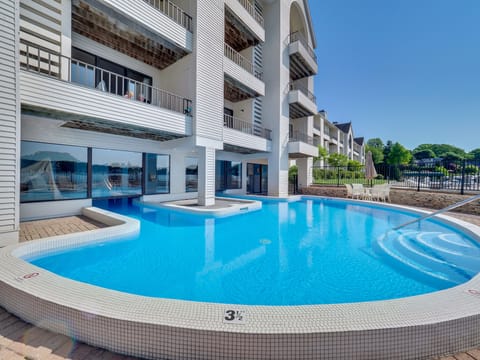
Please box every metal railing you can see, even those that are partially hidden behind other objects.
[237,0,264,27]
[289,81,316,103]
[289,31,317,62]
[143,0,193,32]
[289,130,314,145]
[224,114,271,140]
[311,159,480,194]
[224,43,263,80]
[20,43,192,116]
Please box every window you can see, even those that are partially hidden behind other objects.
[71,48,152,101]
[216,160,242,191]
[20,141,88,202]
[185,157,198,192]
[145,154,170,194]
[92,149,142,198]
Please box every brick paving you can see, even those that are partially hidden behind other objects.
[1,212,480,359]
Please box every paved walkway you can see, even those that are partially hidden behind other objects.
[1,212,480,359]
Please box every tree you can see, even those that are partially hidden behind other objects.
[347,159,362,171]
[413,149,436,160]
[366,138,384,164]
[314,146,328,163]
[413,144,466,158]
[386,142,412,165]
[468,148,480,161]
[327,153,349,167]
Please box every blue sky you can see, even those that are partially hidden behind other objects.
[308,0,480,152]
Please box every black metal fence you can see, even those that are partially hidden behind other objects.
[311,159,480,194]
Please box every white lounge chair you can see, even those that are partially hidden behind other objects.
[351,183,365,199]
[345,183,353,198]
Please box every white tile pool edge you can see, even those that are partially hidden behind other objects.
[1,202,480,359]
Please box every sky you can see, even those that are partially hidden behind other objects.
[308,0,480,152]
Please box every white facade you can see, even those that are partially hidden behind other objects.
[314,111,366,165]
[0,0,318,244]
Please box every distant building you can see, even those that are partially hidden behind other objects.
[313,111,366,165]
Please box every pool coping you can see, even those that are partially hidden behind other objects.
[2,198,480,359]
[136,196,262,217]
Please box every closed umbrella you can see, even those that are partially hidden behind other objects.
[365,151,377,185]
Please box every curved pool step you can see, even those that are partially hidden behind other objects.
[412,232,480,273]
[394,233,476,280]
[374,233,464,288]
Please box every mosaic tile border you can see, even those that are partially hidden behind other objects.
[1,202,480,359]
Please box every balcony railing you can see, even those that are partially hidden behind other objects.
[289,130,314,145]
[20,43,192,116]
[289,81,316,103]
[224,114,271,140]
[237,0,264,27]
[224,43,263,80]
[289,31,317,62]
[143,0,193,32]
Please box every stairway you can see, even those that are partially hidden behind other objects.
[374,229,480,288]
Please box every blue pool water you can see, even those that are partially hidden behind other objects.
[26,198,480,305]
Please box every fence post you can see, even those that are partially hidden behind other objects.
[337,166,340,187]
[460,158,466,195]
[417,171,421,192]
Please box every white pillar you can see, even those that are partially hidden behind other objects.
[296,157,313,188]
[197,147,216,206]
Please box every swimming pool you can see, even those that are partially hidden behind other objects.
[2,197,480,359]
[25,198,480,305]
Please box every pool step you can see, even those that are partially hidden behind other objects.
[374,230,479,287]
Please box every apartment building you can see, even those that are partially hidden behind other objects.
[0,0,318,245]
[313,111,365,165]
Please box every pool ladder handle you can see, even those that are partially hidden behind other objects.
[392,194,480,231]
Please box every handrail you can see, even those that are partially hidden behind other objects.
[224,114,271,140]
[289,130,314,145]
[20,42,192,116]
[237,0,264,27]
[224,43,263,80]
[392,194,480,231]
[142,0,193,32]
[290,31,317,61]
[289,81,316,103]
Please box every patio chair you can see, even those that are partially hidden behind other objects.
[370,184,386,202]
[345,183,353,198]
[351,183,365,199]
[382,184,391,202]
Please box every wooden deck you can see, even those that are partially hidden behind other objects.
[1,213,480,359]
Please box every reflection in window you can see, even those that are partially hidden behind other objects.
[20,141,88,202]
[92,149,142,198]
[216,161,242,191]
[145,154,170,194]
[185,157,198,192]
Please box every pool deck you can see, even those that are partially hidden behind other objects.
[1,209,480,359]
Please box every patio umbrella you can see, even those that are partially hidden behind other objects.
[365,151,377,185]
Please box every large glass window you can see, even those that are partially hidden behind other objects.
[185,157,198,192]
[92,149,142,198]
[145,154,170,194]
[216,160,242,191]
[20,141,88,202]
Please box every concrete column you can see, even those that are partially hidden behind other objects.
[296,157,313,188]
[197,147,216,206]
[263,0,290,197]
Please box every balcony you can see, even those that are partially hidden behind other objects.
[223,114,271,154]
[225,0,265,46]
[289,31,318,80]
[143,0,192,32]
[288,81,317,119]
[224,43,265,102]
[288,130,318,158]
[72,0,192,70]
[20,44,192,140]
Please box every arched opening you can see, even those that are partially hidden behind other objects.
[289,2,308,41]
